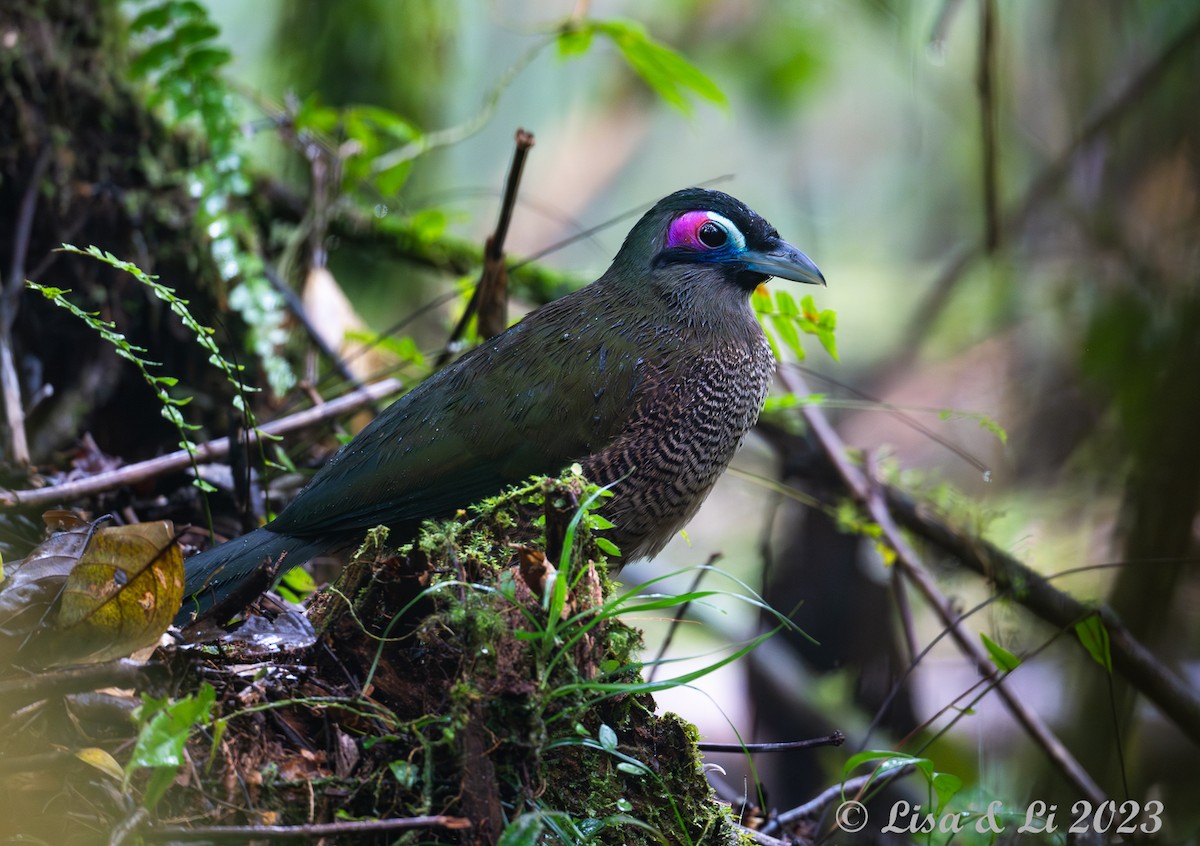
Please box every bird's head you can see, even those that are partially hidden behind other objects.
[610,188,825,298]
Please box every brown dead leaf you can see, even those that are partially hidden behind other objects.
[514,545,551,598]
[0,519,183,668]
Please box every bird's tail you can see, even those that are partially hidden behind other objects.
[175,527,328,626]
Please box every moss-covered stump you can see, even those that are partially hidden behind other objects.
[156,472,743,845]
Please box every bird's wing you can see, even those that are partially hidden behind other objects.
[268,297,644,537]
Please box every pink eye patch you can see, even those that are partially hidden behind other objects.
[665,210,745,252]
[666,211,718,250]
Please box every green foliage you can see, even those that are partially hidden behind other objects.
[538,721,691,845]
[558,17,727,114]
[980,631,1022,672]
[29,244,271,489]
[127,0,293,394]
[936,408,1009,445]
[843,749,963,817]
[126,683,217,810]
[1074,614,1113,674]
[364,471,776,842]
[498,813,546,846]
[752,287,838,363]
[291,96,425,199]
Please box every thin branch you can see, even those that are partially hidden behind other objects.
[977,0,999,251]
[0,658,164,713]
[261,176,582,306]
[490,128,536,261]
[765,765,917,836]
[0,378,402,509]
[4,146,51,328]
[882,485,1200,748]
[139,815,471,842]
[262,262,371,404]
[777,367,1105,803]
[893,9,1200,375]
[647,552,719,682]
[698,731,844,754]
[437,128,536,365]
[0,147,52,465]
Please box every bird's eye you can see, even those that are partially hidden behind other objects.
[697,220,728,249]
[666,210,745,253]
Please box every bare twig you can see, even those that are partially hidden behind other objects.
[977,0,999,251]
[882,485,1200,748]
[777,368,1105,803]
[262,262,370,402]
[890,561,919,665]
[647,551,720,682]
[0,378,402,509]
[765,765,917,836]
[894,9,1200,374]
[698,731,844,754]
[0,659,164,713]
[437,128,536,365]
[0,147,53,465]
[4,148,50,327]
[138,815,471,842]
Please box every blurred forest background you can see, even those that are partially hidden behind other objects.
[2,0,1199,841]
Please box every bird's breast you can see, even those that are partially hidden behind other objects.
[580,329,774,560]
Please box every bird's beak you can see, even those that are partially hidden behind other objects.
[743,239,826,287]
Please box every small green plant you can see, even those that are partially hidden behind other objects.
[28,244,264,493]
[126,682,217,810]
[753,287,838,364]
[557,17,728,115]
[127,0,293,393]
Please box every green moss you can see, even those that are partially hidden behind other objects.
[191,469,743,843]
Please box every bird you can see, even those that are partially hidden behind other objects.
[177,187,824,624]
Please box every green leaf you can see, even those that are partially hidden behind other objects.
[278,566,318,603]
[980,632,1021,672]
[182,45,232,76]
[598,723,618,752]
[409,207,449,241]
[769,313,805,361]
[1074,614,1113,673]
[593,19,727,114]
[775,289,800,317]
[594,536,621,557]
[171,21,220,48]
[293,97,340,134]
[127,684,216,809]
[931,771,963,812]
[497,813,544,846]
[976,413,1009,445]
[816,326,839,361]
[556,24,594,57]
[375,160,414,197]
[130,39,179,78]
[616,761,649,776]
[348,105,419,142]
[129,5,174,33]
[842,749,929,782]
[387,760,417,788]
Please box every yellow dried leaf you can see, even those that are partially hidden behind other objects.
[75,747,124,781]
[51,522,184,665]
